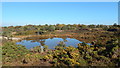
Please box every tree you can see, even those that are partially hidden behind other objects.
[79,24,87,29]
[113,23,118,27]
[61,25,68,30]
[48,25,55,31]
[113,23,117,26]
[2,31,12,40]
[81,42,87,46]
[88,24,96,28]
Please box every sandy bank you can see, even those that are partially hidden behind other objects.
[0,36,21,40]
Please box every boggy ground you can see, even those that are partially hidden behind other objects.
[15,29,115,45]
[3,39,119,66]
[2,28,119,66]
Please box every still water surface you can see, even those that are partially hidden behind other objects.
[16,38,91,49]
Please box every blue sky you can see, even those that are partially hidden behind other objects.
[2,2,118,26]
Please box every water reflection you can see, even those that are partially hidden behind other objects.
[16,38,91,49]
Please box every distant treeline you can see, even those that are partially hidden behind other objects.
[1,23,119,37]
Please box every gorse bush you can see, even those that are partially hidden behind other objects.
[44,46,83,66]
[2,23,119,36]
[2,38,119,66]
[2,41,30,63]
[43,39,119,66]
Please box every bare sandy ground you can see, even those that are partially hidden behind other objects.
[0,36,21,40]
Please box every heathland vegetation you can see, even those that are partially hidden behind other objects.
[1,23,120,66]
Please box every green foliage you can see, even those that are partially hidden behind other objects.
[79,24,87,29]
[2,24,119,36]
[44,46,82,66]
[2,41,30,63]
[31,46,41,53]
[2,24,119,66]
[55,41,66,50]
[43,45,48,51]
[61,26,68,30]
[81,42,87,46]
[48,25,55,31]
[88,24,96,28]
[2,38,119,66]
[43,38,119,66]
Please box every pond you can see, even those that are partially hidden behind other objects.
[16,38,91,49]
